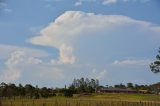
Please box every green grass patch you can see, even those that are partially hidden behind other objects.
[1,93,160,106]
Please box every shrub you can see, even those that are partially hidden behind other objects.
[64,89,73,97]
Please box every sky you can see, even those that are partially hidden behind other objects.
[0,0,160,87]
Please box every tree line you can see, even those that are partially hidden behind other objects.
[0,78,99,99]
[0,82,56,99]
[0,78,159,99]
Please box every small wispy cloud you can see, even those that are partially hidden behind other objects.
[74,1,82,6]
[90,69,107,80]
[113,59,152,66]
[43,0,62,2]
[102,0,151,5]
[0,2,12,13]
[73,0,151,6]
[3,8,12,12]
[29,26,44,34]
[102,0,117,5]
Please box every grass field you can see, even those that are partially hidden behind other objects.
[1,93,160,106]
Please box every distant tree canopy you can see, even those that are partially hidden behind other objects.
[0,83,56,99]
[150,48,160,73]
[114,83,125,89]
[0,78,99,99]
[0,78,159,99]
[68,78,99,93]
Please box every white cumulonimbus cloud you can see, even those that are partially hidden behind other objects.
[1,10,160,85]
[29,11,160,85]
[30,11,160,65]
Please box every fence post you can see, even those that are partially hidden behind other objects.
[88,101,91,106]
[0,98,2,106]
[32,100,35,106]
[21,100,24,106]
[111,101,113,106]
[54,99,58,106]
[42,103,46,106]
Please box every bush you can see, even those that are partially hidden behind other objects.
[64,89,73,97]
[52,93,56,96]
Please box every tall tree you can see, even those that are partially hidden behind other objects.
[127,83,133,89]
[69,78,99,93]
[150,48,160,73]
[24,84,35,98]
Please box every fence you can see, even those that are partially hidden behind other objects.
[1,99,160,106]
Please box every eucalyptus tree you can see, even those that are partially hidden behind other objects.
[150,48,160,73]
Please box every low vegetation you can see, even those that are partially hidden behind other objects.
[1,93,160,106]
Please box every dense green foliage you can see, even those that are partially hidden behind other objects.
[0,83,56,99]
[0,78,159,99]
[0,78,99,99]
[64,89,73,97]
[150,48,160,73]
[68,78,99,93]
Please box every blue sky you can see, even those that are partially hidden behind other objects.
[0,0,160,87]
